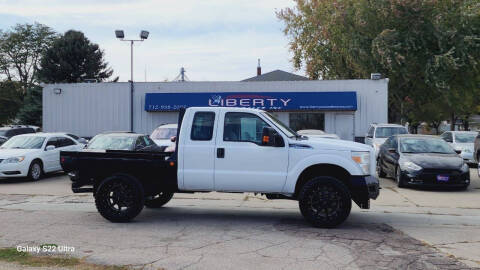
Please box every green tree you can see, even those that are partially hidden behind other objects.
[0,23,56,89]
[37,30,114,83]
[0,80,23,124]
[15,85,42,126]
[278,0,480,123]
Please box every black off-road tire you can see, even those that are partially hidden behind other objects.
[376,159,386,178]
[95,175,145,222]
[145,192,174,208]
[298,176,352,228]
[28,160,43,181]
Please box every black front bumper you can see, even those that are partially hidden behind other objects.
[350,175,380,209]
[401,169,470,188]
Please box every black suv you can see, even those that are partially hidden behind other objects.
[0,126,36,141]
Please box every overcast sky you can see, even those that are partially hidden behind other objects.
[0,0,301,82]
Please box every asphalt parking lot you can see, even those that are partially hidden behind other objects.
[0,171,479,269]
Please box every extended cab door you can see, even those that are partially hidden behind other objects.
[180,109,218,190]
[213,110,289,192]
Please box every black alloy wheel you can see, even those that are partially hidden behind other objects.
[95,175,145,222]
[298,177,352,228]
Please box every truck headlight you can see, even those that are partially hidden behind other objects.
[351,151,370,175]
[400,161,422,172]
[3,156,25,164]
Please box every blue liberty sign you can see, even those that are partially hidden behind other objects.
[145,91,357,112]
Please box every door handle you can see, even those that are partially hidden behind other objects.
[217,148,225,158]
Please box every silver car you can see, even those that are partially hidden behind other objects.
[440,131,477,165]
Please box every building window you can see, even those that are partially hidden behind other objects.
[289,113,325,131]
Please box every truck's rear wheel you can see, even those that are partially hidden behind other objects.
[145,192,174,208]
[95,175,145,222]
[298,176,352,228]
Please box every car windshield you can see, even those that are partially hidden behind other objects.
[0,130,7,136]
[400,138,455,154]
[375,127,407,138]
[455,133,476,143]
[262,112,298,138]
[87,135,136,150]
[0,136,45,149]
[151,127,177,140]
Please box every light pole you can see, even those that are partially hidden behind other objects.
[115,30,149,131]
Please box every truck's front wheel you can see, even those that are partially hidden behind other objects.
[95,175,145,222]
[144,192,174,208]
[298,177,352,228]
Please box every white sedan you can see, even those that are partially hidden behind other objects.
[0,133,84,181]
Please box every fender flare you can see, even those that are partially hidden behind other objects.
[282,154,363,194]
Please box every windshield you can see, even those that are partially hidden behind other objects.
[262,112,298,138]
[455,133,476,143]
[151,127,177,140]
[0,136,45,149]
[0,130,7,136]
[375,127,407,138]
[400,138,455,154]
[87,135,136,150]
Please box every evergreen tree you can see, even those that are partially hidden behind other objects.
[38,30,114,83]
[16,85,42,126]
[0,80,23,125]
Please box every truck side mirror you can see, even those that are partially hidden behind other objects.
[262,127,284,147]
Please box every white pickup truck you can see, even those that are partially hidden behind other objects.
[61,107,380,228]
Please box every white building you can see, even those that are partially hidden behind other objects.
[43,71,388,141]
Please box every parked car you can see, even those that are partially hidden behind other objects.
[0,136,7,146]
[61,107,379,228]
[473,132,480,163]
[440,131,477,165]
[0,126,36,139]
[62,133,88,145]
[86,132,161,152]
[365,123,408,158]
[150,124,178,149]
[0,133,84,181]
[377,134,470,189]
[297,129,340,139]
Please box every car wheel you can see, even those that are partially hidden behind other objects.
[28,160,43,181]
[395,166,406,188]
[145,192,174,208]
[95,175,145,222]
[376,159,386,178]
[298,176,352,228]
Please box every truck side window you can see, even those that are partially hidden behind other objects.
[224,112,270,144]
[191,112,215,141]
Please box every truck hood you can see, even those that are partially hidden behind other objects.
[0,148,39,158]
[292,138,373,152]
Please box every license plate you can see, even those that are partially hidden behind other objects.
[437,175,449,182]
